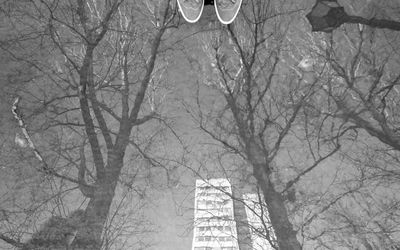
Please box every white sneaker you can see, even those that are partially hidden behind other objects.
[214,0,242,24]
[177,0,205,23]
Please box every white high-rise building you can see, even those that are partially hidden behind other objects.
[192,179,275,250]
[192,179,240,250]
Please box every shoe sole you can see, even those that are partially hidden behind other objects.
[177,0,205,23]
[215,0,242,25]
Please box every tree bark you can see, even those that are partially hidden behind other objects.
[75,184,114,249]
[74,149,126,249]
[223,87,302,249]
[224,91,302,249]
[247,141,302,250]
[346,15,400,31]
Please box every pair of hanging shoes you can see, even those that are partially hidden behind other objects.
[177,0,242,24]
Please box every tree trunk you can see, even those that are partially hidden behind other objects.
[74,154,124,249]
[74,180,116,249]
[247,141,302,250]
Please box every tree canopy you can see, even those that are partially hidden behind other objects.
[0,0,399,249]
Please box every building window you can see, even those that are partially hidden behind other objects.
[198,226,216,232]
[218,236,227,241]
[206,200,215,207]
[197,200,207,207]
[196,236,205,241]
[219,236,233,242]
[223,208,232,214]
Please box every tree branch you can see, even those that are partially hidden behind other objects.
[78,139,95,198]
[283,144,340,193]
[78,46,106,179]
[12,96,97,188]
[128,27,166,124]
[346,15,400,31]
[0,233,25,248]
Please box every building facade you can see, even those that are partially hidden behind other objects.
[192,179,240,250]
[192,179,274,250]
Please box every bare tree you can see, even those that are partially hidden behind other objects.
[184,0,341,249]
[0,0,179,249]
[278,0,400,248]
